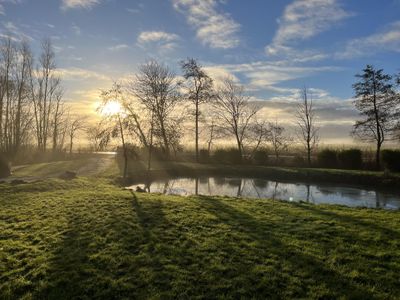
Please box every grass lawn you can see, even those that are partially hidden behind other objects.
[1,177,399,299]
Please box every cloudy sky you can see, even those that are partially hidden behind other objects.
[1,0,400,144]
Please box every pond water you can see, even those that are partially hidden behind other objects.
[129,177,400,209]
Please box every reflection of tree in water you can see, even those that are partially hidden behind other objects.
[316,185,362,198]
[199,177,208,184]
[163,180,171,194]
[253,179,268,189]
[374,192,388,208]
[195,177,199,195]
[226,178,241,187]
[214,177,226,186]
[270,182,289,201]
[305,184,314,203]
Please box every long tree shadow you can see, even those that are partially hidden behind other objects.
[290,202,400,240]
[193,195,377,299]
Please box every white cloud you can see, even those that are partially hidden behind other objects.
[0,21,33,41]
[172,0,240,49]
[211,60,342,91]
[71,23,81,35]
[337,21,400,59]
[0,0,22,15]
[55,67,110,81]
[266,0,352,58]
[61,0,100,10]
[108,44,129,51]
[137,31,180,51]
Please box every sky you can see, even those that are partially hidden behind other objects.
[1,0,400,144]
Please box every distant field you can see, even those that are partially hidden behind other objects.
[1,176,399,299]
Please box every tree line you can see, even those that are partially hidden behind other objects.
[1,35,400,174]
[0,37,86,160]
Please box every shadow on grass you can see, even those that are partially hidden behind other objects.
[192,195,374,299]
[291,202,400,239]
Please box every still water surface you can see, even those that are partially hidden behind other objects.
[130,177,400,209]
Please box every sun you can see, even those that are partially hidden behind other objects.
[100,101,122,116]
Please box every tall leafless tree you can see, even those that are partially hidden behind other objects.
[180,58,213,162]
[213,77,258,159]
[32,38,63,152]
[296,87,319,166]
[128,60,181,162]
[268,120,292,159]
[0,36,34,155]
[67,114,88,154]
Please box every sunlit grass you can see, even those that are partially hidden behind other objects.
[1,177,399,299]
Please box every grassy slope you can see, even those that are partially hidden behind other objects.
[1,177,399,299]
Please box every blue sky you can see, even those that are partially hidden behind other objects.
[1,0,400,143]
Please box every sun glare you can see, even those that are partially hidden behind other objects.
[101,101,122,116]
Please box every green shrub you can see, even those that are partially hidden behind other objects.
[253,149,269,165]
[317,149,338,168]
[0,154,10,178]
[199,149,210,163]
[292,155,305,167]
[213,148,242,164]
[381,150,400,172]
[337,149,363,170]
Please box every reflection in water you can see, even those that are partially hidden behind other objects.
[128,177,400,209]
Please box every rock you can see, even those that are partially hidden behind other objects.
[59,171,77,180]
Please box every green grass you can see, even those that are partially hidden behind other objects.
[11,159,88,177]
[1,177,399,299]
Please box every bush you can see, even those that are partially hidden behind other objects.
[199,149,210,163]
[253,149,269,165]
[213,148,242,164]
[291,155,305,167]
[0,154,11,178]
[381,150,400,172]
[317,149,338,168]
[337,149,363,170]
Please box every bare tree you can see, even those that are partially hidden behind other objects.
[249,119,270,158]
[127,60,181,163]
[98,82,129,179]
[352,65,398,169]
[180,58,213,162]
[32,38,63,152]
[67,114,88,154]
[296,87,319,166]
[86,123,111,152]
[0,36,34,155]
[213,77,258,159]
[268,120,292,159]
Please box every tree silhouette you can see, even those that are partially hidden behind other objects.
[296,88,319,166]
[180,58,213,162]
[352,65,398,169]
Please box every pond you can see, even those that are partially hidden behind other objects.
[128,176,400,209]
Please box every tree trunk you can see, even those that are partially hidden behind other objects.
[195,101,199,162]
[307,142,311,166]
[376,142,381,170]
[118,115,128,179]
